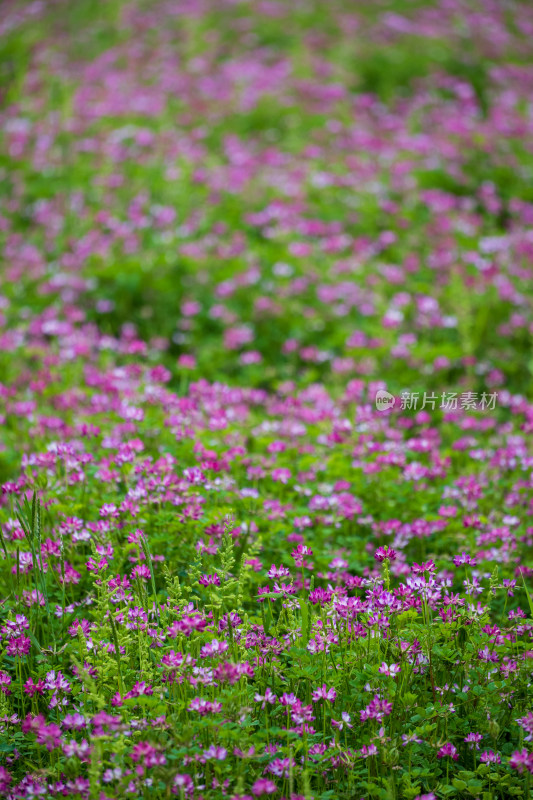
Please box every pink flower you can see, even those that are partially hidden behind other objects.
[254,688,277,708]
[272,468,291,484]
[86,556,108,572]
[200,639,229,658]
[478,646,499,663]
[379,662,401,676]
[131,564,151,580]
[99,503,119,518]
[267,565,290,579]
[6,635,31,657]
[312,684,337,703]
[251,778,277,796]
[199,573,220,586]
[360,696,393,722]
[36,722,62,751]
[44,671,71,692]
[224,325,254,350]
[402,733,423,745]
[279,692,298,707]
[24,678,45,696]
[173,774,194,793]
[124,681,153,699]
[181,301,200,317]
[188,697,222,715]
[131,741,166,767]
[204,745,227,761]
[453,552,477,567]
[177,354,196,369]
[64,738,92,760]
[0,766,12,792]
[257,585,272,602]
[464,732,483,749]
[331,712,352,730]
[291,544,313,567]
[359,743,378,758]
[480,750,501,764]
[509,749,533,774]
[437,743,458,760]
[517,712,533,742]
[374,546,397,562]
[62,713,86,730]
[0,672,12,694]
[411,560,435,574]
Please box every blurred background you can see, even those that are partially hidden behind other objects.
[1,0,533,395]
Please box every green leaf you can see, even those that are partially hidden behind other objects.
[27,628,43,653]
[299,597,309,646]
[521,574,533,619]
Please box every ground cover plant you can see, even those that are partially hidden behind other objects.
[0,0,532,798]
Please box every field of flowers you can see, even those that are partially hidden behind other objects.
[1,0,533,798]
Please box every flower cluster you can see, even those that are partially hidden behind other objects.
[0,0,532,797]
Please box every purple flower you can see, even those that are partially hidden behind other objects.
[131,564,151,580]
[453,552,477,567]
[251,778,277,796]
[379,662,401,676]
[311,684,337,703]
[267,565,290,579]
[24,678,44,697]
[279,692,298,707]
[124,680,153,699]
[271,468,291,484]
[480,750,501,764]
[478,646,499,663]
[516,712,533,741]
[437,743,458,760]
[331,712,352,730]
[6,635,31,657]
[254,688,277,708]
[44,671,71,692]
[509,749,533,774]
[291,544,313,567]
[173,774,194,792]
[374,546,397,562]
[200,639,229,658]
[0,671,12,695]
[36,722,62,751]
[464,732,483,749]
[411,560,436,574]
[204,745,227,760]
[360,695,393,722]
[402,732,423,745]
[359,743,378,758]
[188,697,222,715]
[198,573,220,586]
